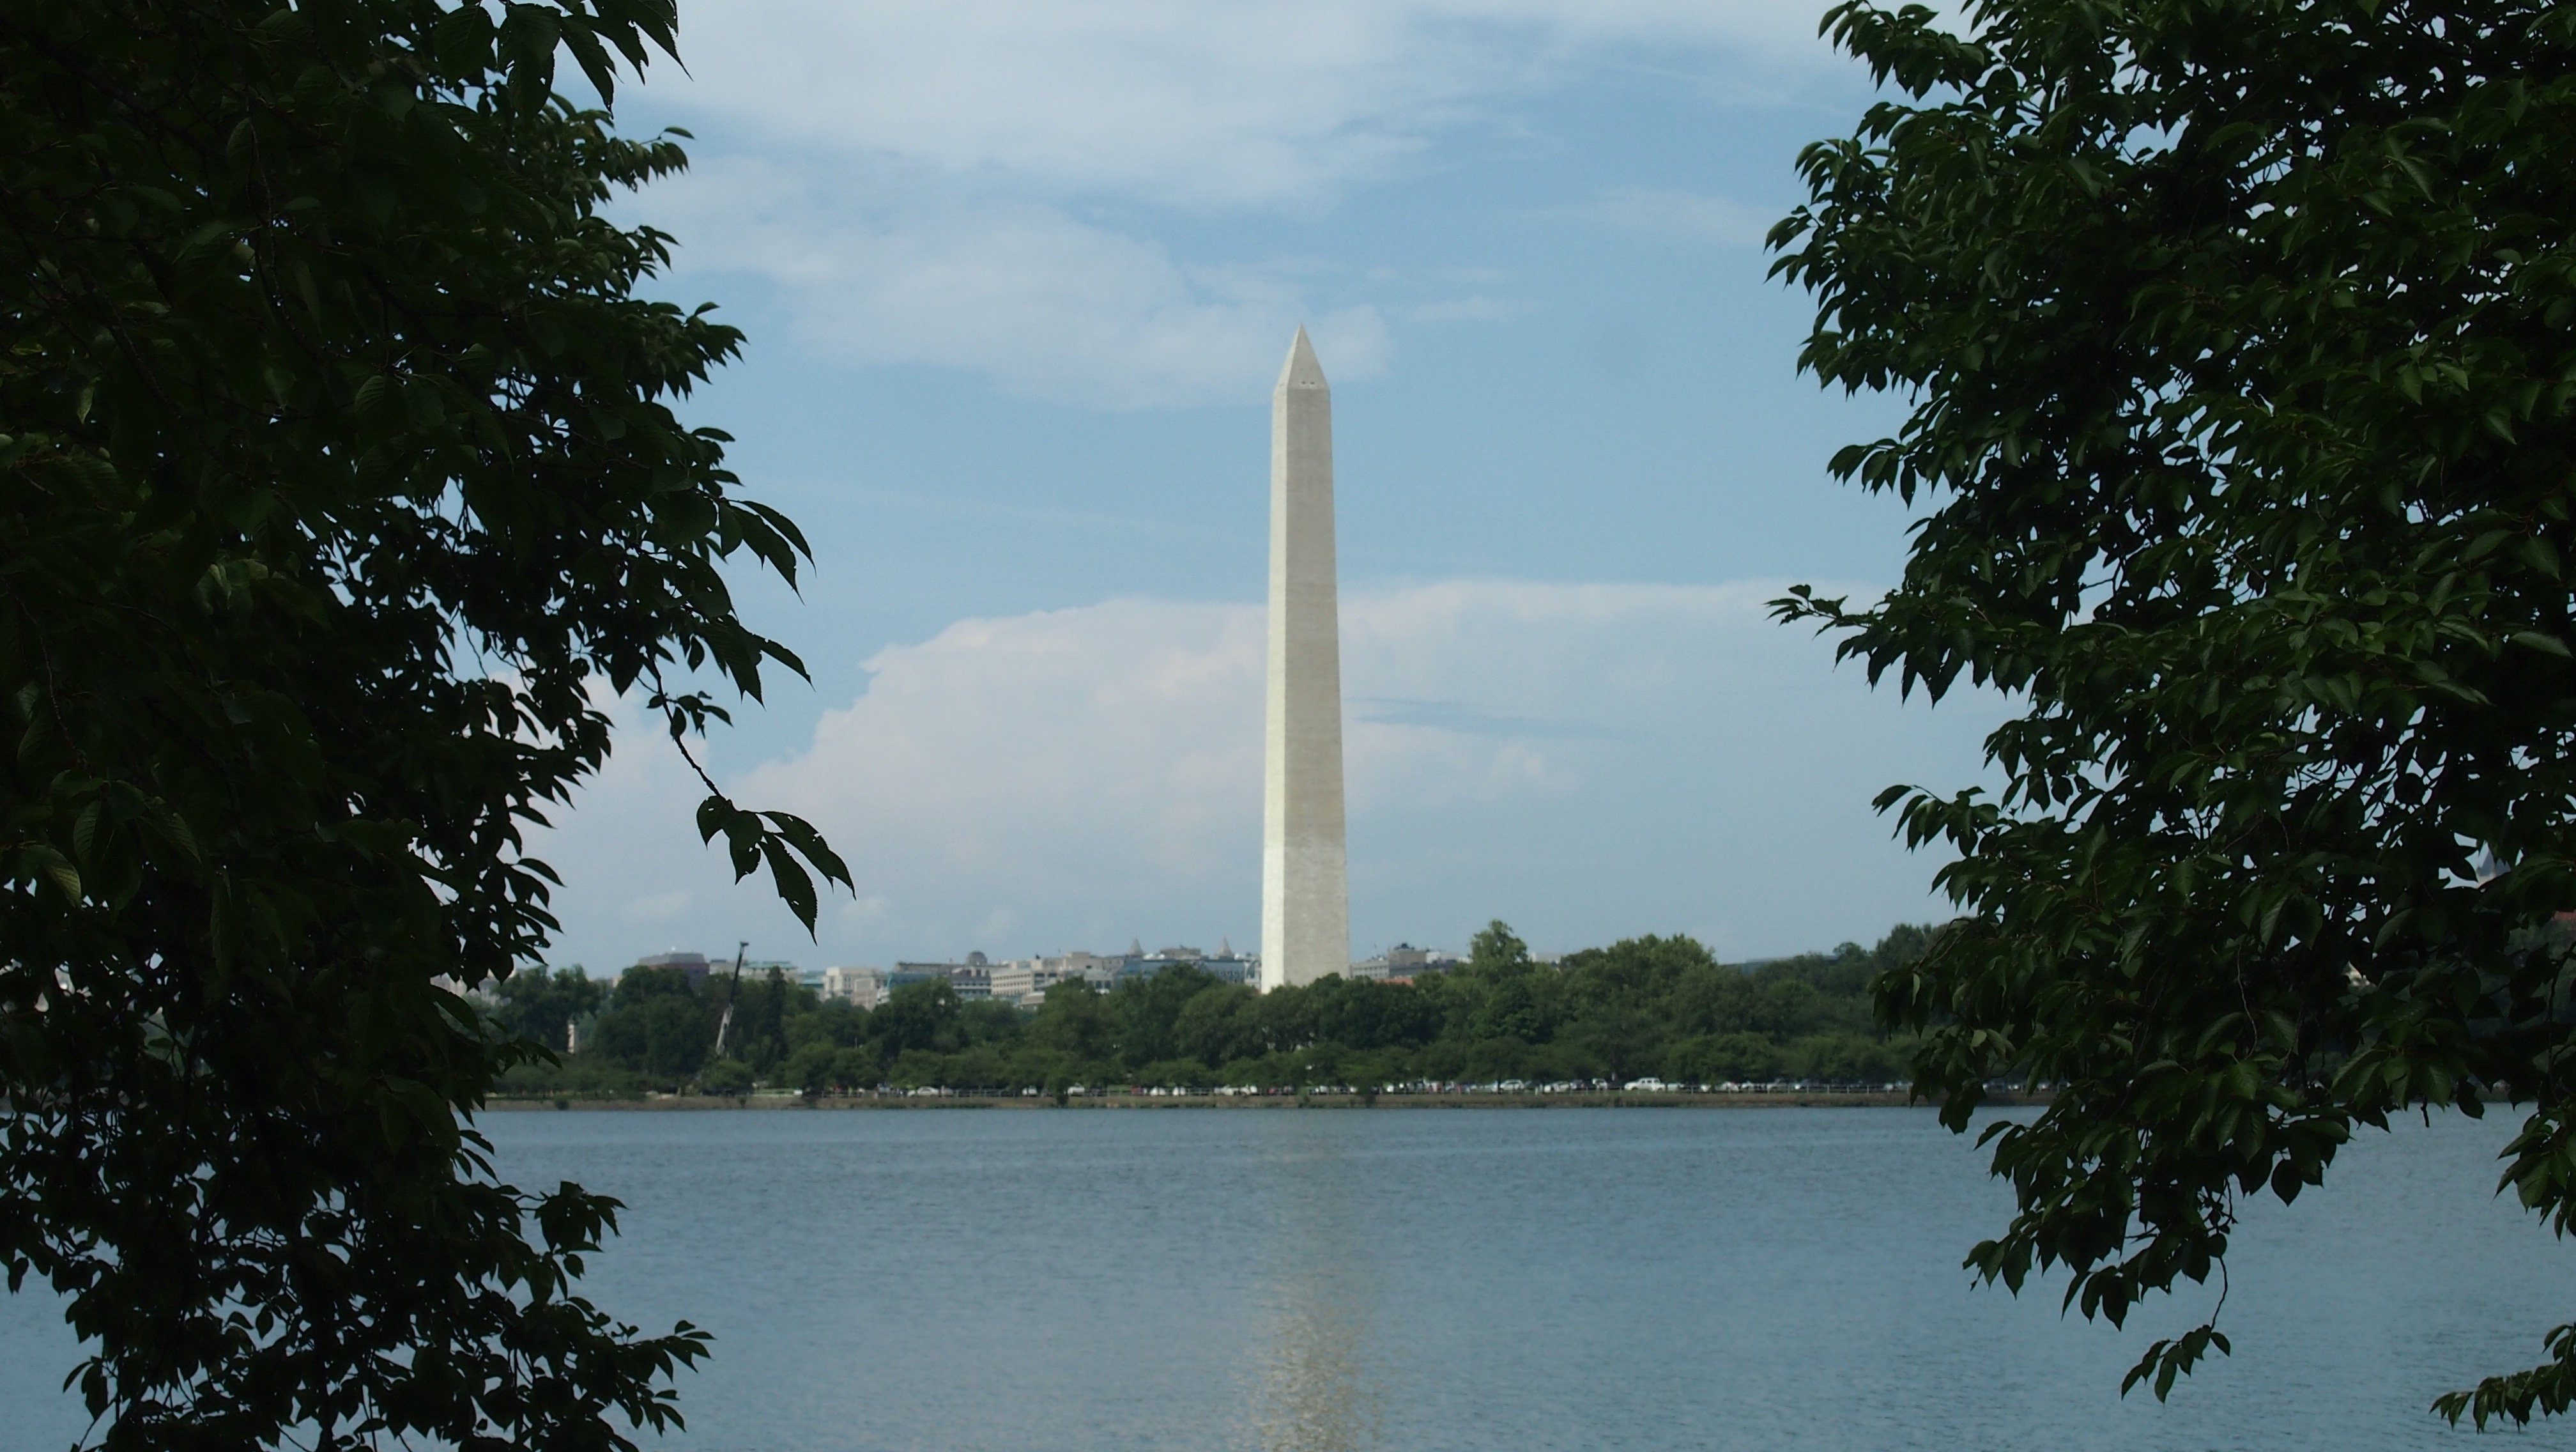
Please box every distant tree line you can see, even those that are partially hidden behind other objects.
[487,922,1938,1097]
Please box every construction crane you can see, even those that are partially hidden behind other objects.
[709,940,749,1058]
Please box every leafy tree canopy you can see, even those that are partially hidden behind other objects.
[503,925,1938,1099]
[491,963,604,1051]
[1774,0,2576,1423]
[1,0,845,1444]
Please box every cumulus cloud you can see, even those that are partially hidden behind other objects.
[532,579,2002,969]
[739,597,1267,899]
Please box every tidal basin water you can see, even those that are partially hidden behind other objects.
[6,1106,2576,1451]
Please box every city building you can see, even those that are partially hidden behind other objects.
[1199,955,1257,985]
[891,952,993,1001]
[821,966,885,1008]
[1197,936,1256,985]
[989,959,1087,1008]
[1122,943,1259,987]
[1034,950,1121,982]
[1349,943,1457,982]
[631,950,712,989]
[864,939,1267,1008]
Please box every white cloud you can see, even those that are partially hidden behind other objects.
[618,0,1842,406]
[650,158,1391,408]
[739,597,1266,894]
[532,579,2003,969]
[1583,186,1774,245]
[663,0,1837,207]
[1403,296,1524,324]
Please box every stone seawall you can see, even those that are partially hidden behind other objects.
[486,1090,2052,1111]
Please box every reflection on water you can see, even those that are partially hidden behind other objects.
[1252,1291,1378,1452]
[1246,1118,1384,1452]
[13,1109,2572,1451]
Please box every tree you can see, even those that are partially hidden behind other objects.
[1668,1031,1778,1086]
[1174,983,1262,1066]
[830,1046,880,1092]
[1468,919,1532,977]
[1773,0,2576,1422]
[777,1040,835,1096]
[1110,962,1218,1068]
[726,962,794,1072]
[482,923,1942,1098]
[640,994,710,1082]
[1470,975,1542,1045]
[1669,962,1756,1037]
[491,963,606,1051]
[613,963,698,1008]
[870,978,962,1060]
[1,0,848,1444]
[1030,978,1113,1067]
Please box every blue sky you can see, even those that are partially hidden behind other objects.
[533,0,2005,973]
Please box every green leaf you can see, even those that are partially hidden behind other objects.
[20,845,83,902]
[759,836,818,932]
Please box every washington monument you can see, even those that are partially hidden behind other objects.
[1261,328,1349,991]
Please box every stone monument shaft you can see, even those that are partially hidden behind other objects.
[1261,328,1350,991]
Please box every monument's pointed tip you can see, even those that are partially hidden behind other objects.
[1277,325,1327,390]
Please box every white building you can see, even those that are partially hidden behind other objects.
[988,959,1039,1006]
[1349,943,1456,982]
[820,966,885,1008]
[990,959,1091,1008]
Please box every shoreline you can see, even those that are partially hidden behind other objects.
[482,1090,2047,1112]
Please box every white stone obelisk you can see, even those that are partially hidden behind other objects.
[1261,328,1350,991]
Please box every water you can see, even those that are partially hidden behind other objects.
[4,1106,2572,1451]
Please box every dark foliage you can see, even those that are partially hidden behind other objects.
[492,965,606,1053]
[0,0,845,1443]
[1772,0,2576,1422]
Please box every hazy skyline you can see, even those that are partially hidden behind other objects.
[530,0,2007,972]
